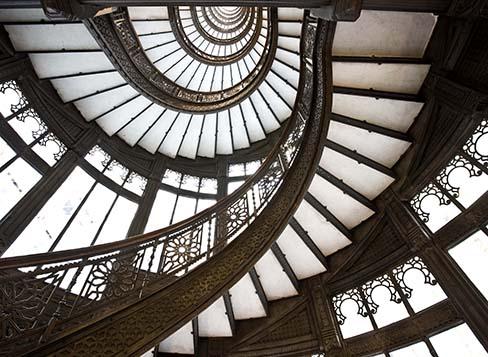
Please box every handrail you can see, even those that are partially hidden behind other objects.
[0,44,290,269]
[0,13,325,354]
[29,16,332,356]
[85,7,279,112]
[169,6,264,65]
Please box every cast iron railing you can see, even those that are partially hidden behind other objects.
[0,13,322,355]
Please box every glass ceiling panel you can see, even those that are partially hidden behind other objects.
[3,6,302,159]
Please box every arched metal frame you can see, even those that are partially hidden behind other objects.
[0,13,332,355]
[167,6,263,65]
[85,7,279,113]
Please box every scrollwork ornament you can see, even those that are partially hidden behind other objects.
[126,171,147,192]
[361,275,403,315]
[14,108,48,139]
[436,154,482,197]
[107,159,130,181]
[258,160,284,201]
[332,288,368,325]
[161,227,202,273]
[462,119,487,167]
[0,271,64,340]
[88,145,111,168]
[38,133,68,161]
[83,252,144,303]
[0,80,28,114]
[222,196,249,237]
[392,256,437,298]
[410,182,450,223]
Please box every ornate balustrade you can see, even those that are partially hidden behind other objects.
[85,6,278,112]
[0,14,333,356]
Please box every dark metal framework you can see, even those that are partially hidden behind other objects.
[0,0,487,356]
[0,14,332,355]
[85,7,279,112]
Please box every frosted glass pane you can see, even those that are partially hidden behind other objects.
[0,158,42,220]
[368,282,409,328]
[173,196,196,223]
[337,297,374,338]
[85,146,110,171]
[4,167,94,257]
[430,323,488,357]
[54,183,116,251]
[32,135,66,166]
[390,341,431,357]
[437,154,488,208]
[229,163,245,177]
[8,108,47,145]
[0,81,26,117]
[96,196,138,245]
[0,136,16,167]
[104,161,129,185]
[123,172,147,196]
[180,175,200,192]
[196,199,215,213]
[449,230,488,300]
[401,268,446,312]
[228,180,244,194]
[412,185,462,233]
[200,178,217,194]
[162,169,182,188]
[145,190,176,233]
[246,160,261,175]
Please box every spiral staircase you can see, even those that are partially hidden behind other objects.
[1,1,484,356]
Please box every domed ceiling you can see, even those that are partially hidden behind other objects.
[3,5,474,356]
[3,6,303,159]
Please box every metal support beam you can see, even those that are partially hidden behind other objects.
[310,0,361,21]
[55,0,452,12]
[325,139,397,178]
[289,217,329,269]
[306,276,347,356]
[0,0,460,15]
[316,166,377,212]
[249,268,270,316]
[223,290,236,336]
[192,318,199,356]
[334,86,423,102]
[271,242,300,292]
[304,193,352,240]
[332,56,429,64]
[127,158,166,236]
[331,112,412,142]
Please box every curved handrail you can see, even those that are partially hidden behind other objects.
[169,6,264,65]
[0,45,291,270]
[200,7,252,36]
[0,13,321,355]
[28,16,333,356]
[85,7,279,112]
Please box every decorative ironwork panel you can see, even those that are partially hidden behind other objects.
[410,182,450,222]
[361,274,402,314]
[463,118,487,166]
[332,288,369,325]
[0,270,64,340]
[392,256,438,299]
[436,154,482,197]
[160,226,203,273]
[0,80,28,114]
